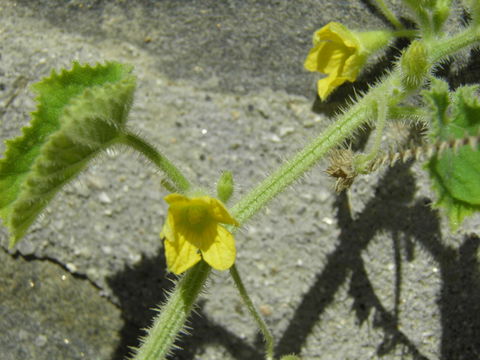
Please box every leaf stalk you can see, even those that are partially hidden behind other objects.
[119,131,191,193]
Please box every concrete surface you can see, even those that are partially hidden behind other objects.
[0,1,479,359]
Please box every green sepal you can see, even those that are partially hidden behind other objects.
[424,79,480,229]
[0,62,136,247]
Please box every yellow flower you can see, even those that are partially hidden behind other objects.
[304,22,365,100]
[304,22,392,100]
[161,193,239,274]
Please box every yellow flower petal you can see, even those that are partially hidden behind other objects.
[315,42,354,74]
[164,232,201,275]
[208,197,239,226]
[201,225,236,271]
[343,54,364,79]
[179,221,217,251]
[161,193,238,273]
[164,193,189,205]
[316,22,359,49]
[160,212,176,241]
[304,45,322,72]
[317,76,350,100]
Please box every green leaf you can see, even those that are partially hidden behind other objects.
[424,79,480,229]
[0,62,136,247]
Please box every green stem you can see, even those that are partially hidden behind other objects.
[231,27,480,225]
[132,261,210,360]
[419,9,434,39]
[230,265,274,360]
[372,0,403,29]
[355,94,388,174]
[131,22,480,360]
[369,96,387,161]
[231,72,402,224]
[403,1,434,38]
[119,131,191,193]
[391,29,418,38]
[389,105,425,121]
[429,26,480,62]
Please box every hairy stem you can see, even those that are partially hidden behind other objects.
[230,265,274,360]
[131,21,480,360]
[391,29,418,38]
[230,27,480,225]
[372,0,403,29]
[429,26,480,62]
[355,93,388,173]
[403,1,433,38]
[231,72,402,224]
[119,131,191,193]
[132,261,210,360]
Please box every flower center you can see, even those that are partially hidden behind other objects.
[186,206,208,226]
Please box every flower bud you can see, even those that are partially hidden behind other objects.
[401,40,430,89]
[216,171,234,203]
[432,0,452,31]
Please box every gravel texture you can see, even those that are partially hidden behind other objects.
[0,1,479,360]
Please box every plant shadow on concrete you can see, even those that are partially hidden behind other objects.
[1,1,479,359]
[107,38,480,358]
[107,251,263,360]
[106,157,479,359]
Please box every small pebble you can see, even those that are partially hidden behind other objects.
[86,176,105,190]
[268,134,281,143]
[35,335,48,347]
[259,304,272,317]
[66,263,77,272]
[98,192,111,204]
[279,126,294,137]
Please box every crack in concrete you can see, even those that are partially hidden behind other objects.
[1,246,122,310]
